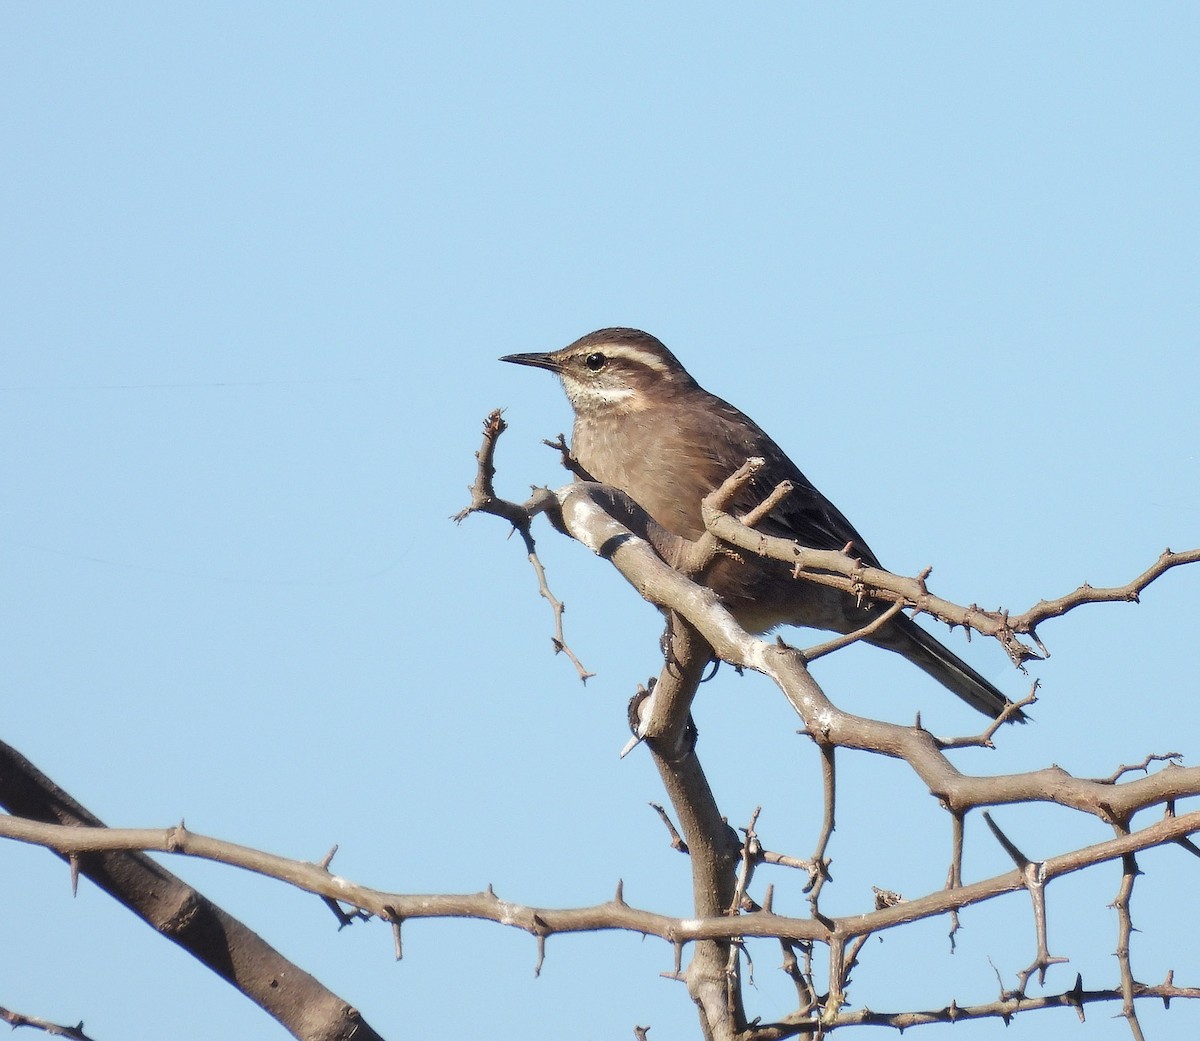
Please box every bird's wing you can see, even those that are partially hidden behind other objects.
[705,397,886,569]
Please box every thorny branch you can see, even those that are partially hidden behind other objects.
[0,1007,96,1041]
[701,458,1200,668]
[799,599,907,663]
[454,409,594,680]
[553,480,1198,819]
[0,739,384,1041]
[0,412,1193,1039]
[1112,822,1145,1041]
[652,802,815,879]
[1100,752,1184,785]
[452,413,1200,1038]
[804,743,836,910]
[751,976,1200,1039]
[3,810,1199,960]
[982,812,1068,989]
[649,802,690,854]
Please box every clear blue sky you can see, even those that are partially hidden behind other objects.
[2,4,1197,1039]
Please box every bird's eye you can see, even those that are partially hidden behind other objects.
[585,352,607,371]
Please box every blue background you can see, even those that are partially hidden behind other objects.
[2,4,1197,1039]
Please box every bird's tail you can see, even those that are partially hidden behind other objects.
[868,613,1026,722]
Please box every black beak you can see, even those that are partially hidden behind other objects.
[500,352,561,372]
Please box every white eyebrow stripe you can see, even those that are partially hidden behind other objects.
[589,345,671,374]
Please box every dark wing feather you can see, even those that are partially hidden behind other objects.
[703,395,885,569]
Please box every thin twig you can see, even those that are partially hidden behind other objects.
[936,683,1040,750]
[456,410,593,680]
[946,811,965,949]
[755,979,1200,1037]
[804,744,836,909]
[729,807,763,915]
[983,813,1068,990]
[541,433,593,480]
[801,601,906,663]
[1098,753,1183,786]
[1112,823,1146,1041]
[649,802,690,855]
[699,490,1200,665]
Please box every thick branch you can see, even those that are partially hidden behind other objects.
[0,740,383,1041]
[555,483,1200,821]
[642,617,745,1039]
[455,425,1199,1035]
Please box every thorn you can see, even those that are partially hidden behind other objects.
[1068,973,1086,1022]
[982,811,1031,869]
[69,854,80,897]
[322,895,354,929]
[384,906,404,961]
[167,820,188,852]
[614,879,626,905]
[533,930,547,977]
[319,844,339,870]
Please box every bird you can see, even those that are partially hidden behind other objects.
[501,327,1021,721]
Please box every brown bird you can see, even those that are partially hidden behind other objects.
[502,328,1020,721]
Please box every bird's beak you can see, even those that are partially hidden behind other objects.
[500,351,561,373]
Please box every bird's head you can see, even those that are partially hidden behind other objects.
[501,328,697,415]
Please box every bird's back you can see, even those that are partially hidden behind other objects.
[573,384,883,569]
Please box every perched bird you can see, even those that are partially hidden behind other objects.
[502,328,1020,721]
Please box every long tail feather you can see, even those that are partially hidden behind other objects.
[868,614,1026,722]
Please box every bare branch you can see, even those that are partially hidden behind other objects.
[1098,752,1184,785]
[454,412,533,521]
[946,812,965,949]
[456,410,593,680]
[800,600,906,663]
[935,683,1039,751]
[729,806,763,915]
[456,425,1200,1037]
[640,616,747,1038]
[541,432,593,480]
[1112,824,1146,1040]
[699,486,1199,666]
[0,1007,96,1041]
[1018,548,1200,629]
[0,739,384,1041]
[555,481,1200,824]
[525,528,594,681]
[804,743,836,909]
[746,979,1200,1038]
[9,801,1195,950]
[649,802,689,855]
